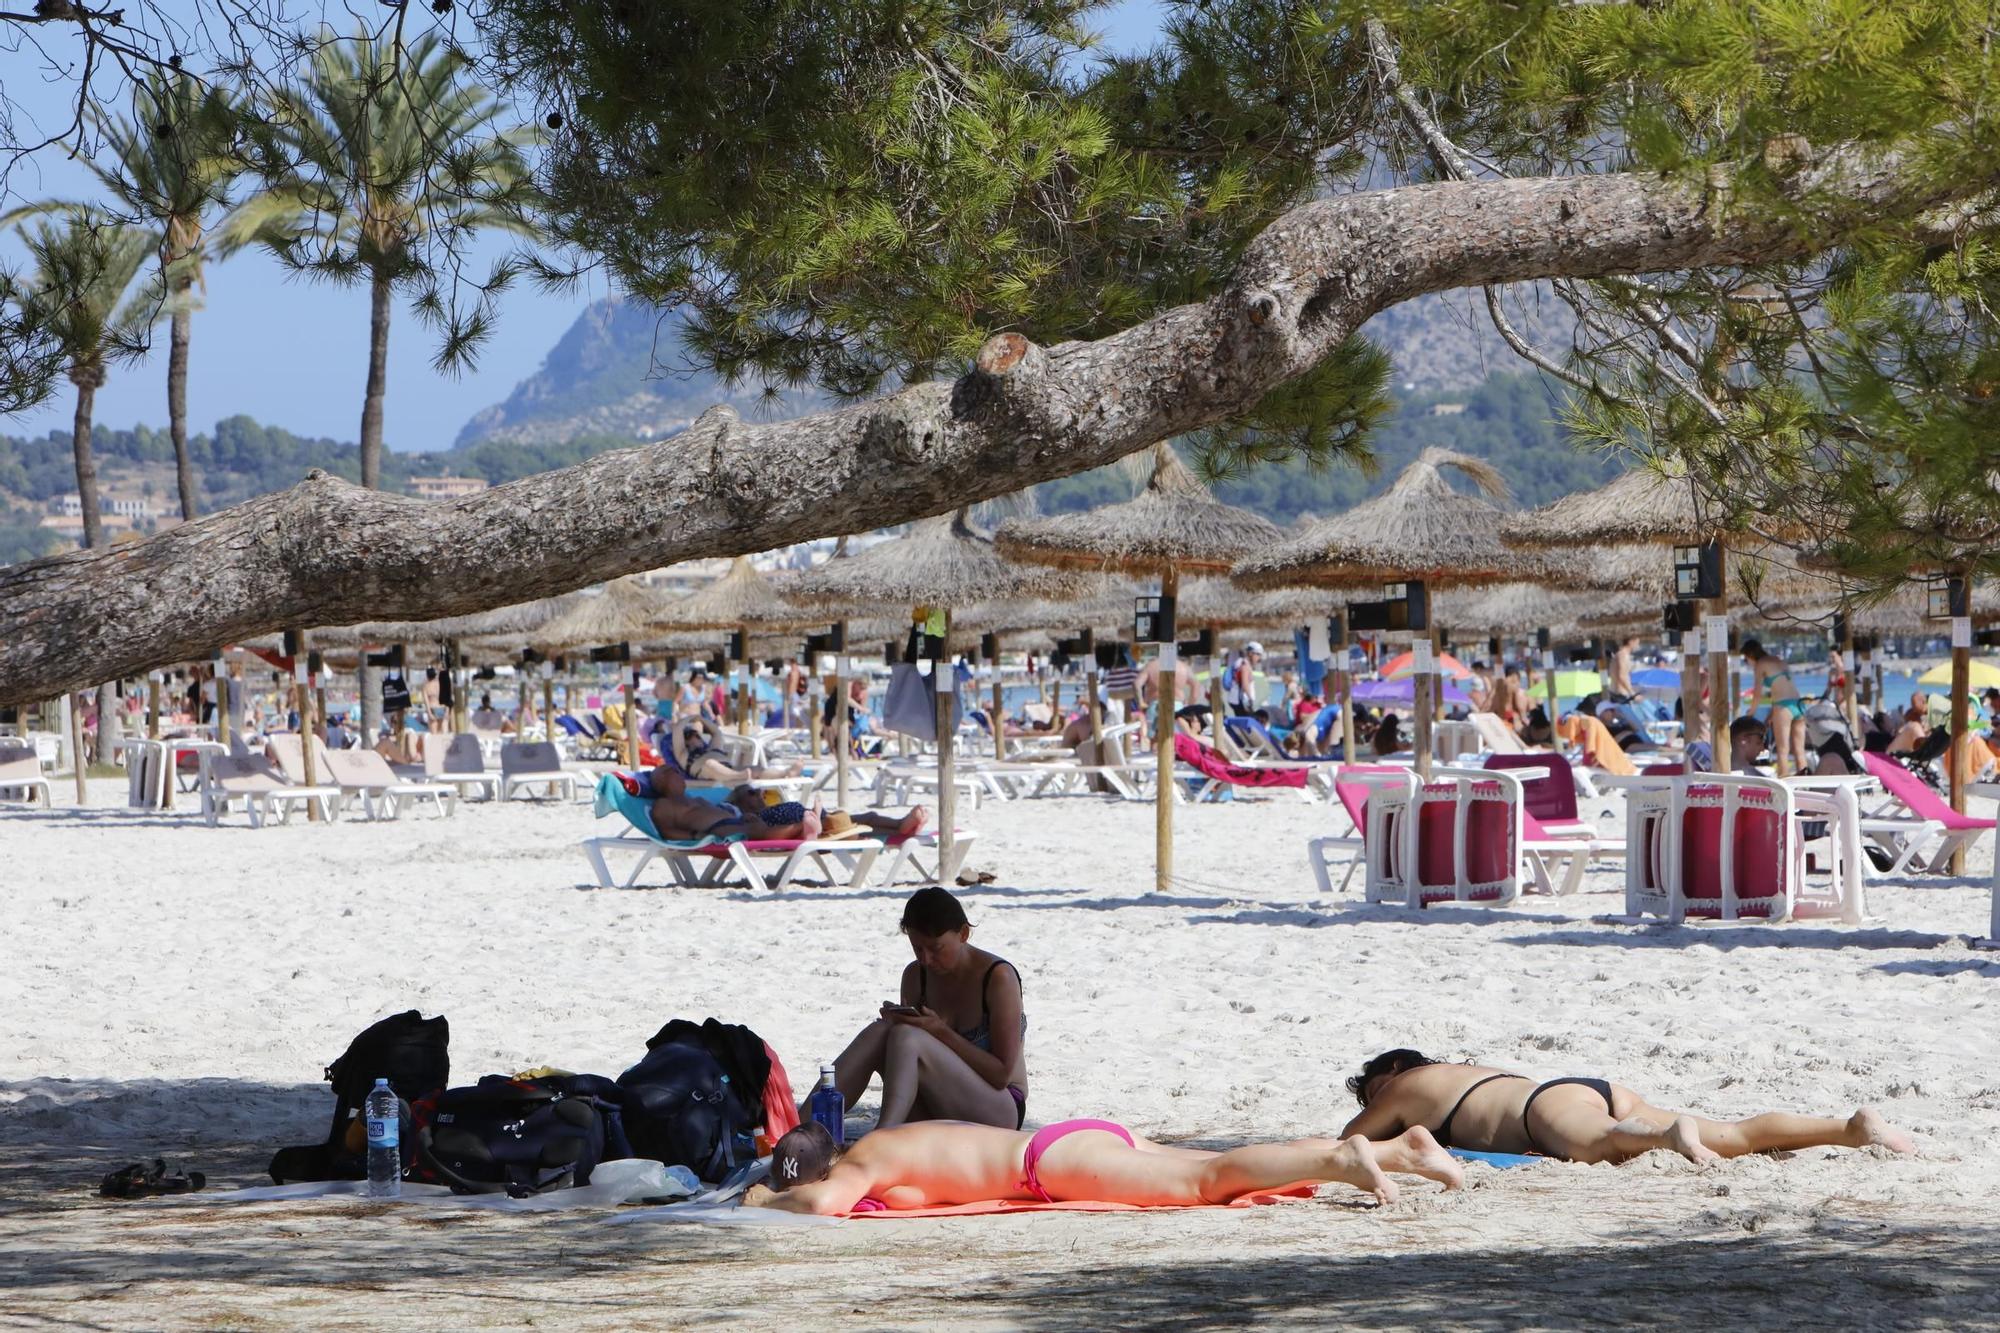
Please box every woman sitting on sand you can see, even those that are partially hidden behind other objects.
[819,887,1029,1132]
[744,1116,1461,1214]
[1340,1049,1912,1165]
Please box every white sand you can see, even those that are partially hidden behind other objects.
[4,777,1999,1328]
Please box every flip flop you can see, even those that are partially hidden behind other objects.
[100,1159,206,1199]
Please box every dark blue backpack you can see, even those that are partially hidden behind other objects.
[417,1074,630,1198]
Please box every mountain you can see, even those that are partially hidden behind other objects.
[455,285,1574,447]
[453,299,824,448]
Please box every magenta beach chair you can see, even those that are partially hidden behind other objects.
[1861,751,1994,873]
[1308,764,1411,893]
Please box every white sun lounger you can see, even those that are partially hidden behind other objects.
[320,748,457,820]
[422,733,500,802]
[499,740,581,802]
[199,751,341,827]
[0,743,53,806]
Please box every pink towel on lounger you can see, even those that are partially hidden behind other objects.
[1173,733,1306,788]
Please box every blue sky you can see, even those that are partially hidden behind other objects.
[1,1,1167,451]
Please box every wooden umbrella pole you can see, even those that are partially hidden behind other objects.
[835,621,852,810]
[808,669,823,758]
[1709,574,1731,767]
[1414,624,1436,781]
[67,689,87,803]
[294,638,320,822]
[215,662,232,752]
[1207,641,1226,741]
[934,609,957,880]
[1839,618,1862,742]
[991,633,1007,761]
[542,673,555,743]
[146,673,161,740]
[623,663,642,772]
[737,630,753,732]
[1338,617,1356,765]
[1680,641,1700,755]
[1952,620,1972,875]
[1539,630,1558,757]
[1154,566,1180,893]
[1086,668,1103,755]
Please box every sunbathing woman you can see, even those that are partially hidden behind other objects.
[1341,1049,1913,1165]
[819,887,1029,1132]
[744,1116,1463,1214]
[631,765,926,843]
[671,714,803,783]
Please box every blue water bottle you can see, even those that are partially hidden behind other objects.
[807,1064,845,1145]
[363,1078,402,1198]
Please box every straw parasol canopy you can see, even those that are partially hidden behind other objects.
[528,578,675,652]
[1498,463,1738,549]
[1232,447,1551,591]
[310,593,589,649]
[788,509,1093,610]
[995,444,1281,575]
[1433,582,1612,640]
[653,556,827,633]
[1176,578,1332,630]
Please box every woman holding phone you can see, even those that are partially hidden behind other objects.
[819,887,1028,1131]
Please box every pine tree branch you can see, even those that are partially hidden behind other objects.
[0,136,1981,703]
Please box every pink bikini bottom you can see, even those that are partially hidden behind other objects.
[1019,1118,1135,1202]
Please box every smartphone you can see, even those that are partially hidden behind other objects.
[882,1004,920,1016]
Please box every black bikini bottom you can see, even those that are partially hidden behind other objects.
[1522,1077,1615,1158]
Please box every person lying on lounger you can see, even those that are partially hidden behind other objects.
[819,888,1028,1133]
[743,1114,1463,1214]
[670,714,803,784]
[627,765,927,843]
[1340,1049,1913,1165]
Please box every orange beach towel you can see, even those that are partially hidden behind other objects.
[1556,715,1637,777]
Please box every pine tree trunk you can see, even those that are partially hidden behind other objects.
[359,271,391,492]
[71,375,103,551]
[168,300,199,521]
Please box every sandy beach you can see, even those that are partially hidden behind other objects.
[4,779,1998,1329]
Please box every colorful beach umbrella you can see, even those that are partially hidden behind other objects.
[1632,667,1681,691]
[1552,669,1603,696]
[1379,649,1474,682]
[1351,678,1474,707]
[1919,659,2000,690]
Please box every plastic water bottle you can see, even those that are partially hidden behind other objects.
[807,1064,844,1145]
[364,1078,402,1198]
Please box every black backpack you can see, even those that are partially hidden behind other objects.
[417,1074,629,1198]
[615,1019,769,1183]
[268,1010,451,1185]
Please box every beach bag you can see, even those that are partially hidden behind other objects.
[267,1010,451,1184]
[881,663,938,743]
[381,674,412,714]
[418,1074,627,1198]
[616,1019,769,1183]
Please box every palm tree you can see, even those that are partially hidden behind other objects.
[6,75,247,523]
[17,213,156,764]
[18,215,156,549]
[220,28,542,490]
[87,73,249,523]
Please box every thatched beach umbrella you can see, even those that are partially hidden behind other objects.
[955,582,1137,747]
[531,579,677,767]
[653,556,828,731]
[790,510,1090,874]
[1501,464,1765,768]
[999,445,1282,892]
[1234,448,1557,777]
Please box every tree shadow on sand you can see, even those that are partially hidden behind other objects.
[943,1222,2000,1329]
